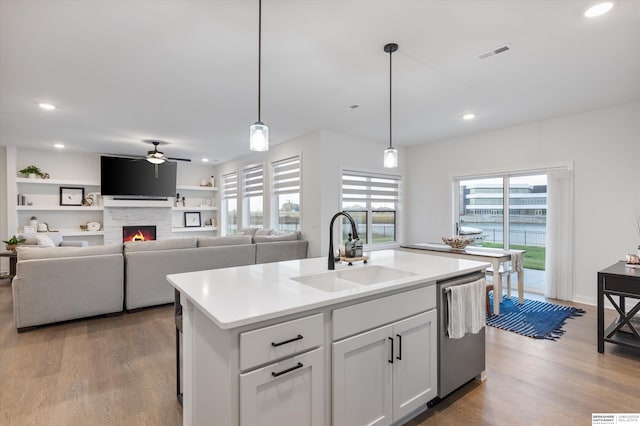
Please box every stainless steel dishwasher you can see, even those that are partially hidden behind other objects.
[437,271,486,398]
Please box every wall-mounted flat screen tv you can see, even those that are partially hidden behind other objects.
[100,156,177,198]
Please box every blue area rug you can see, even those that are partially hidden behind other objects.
[487,295,585,340]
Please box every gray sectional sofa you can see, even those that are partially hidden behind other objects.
[12,233,308,331]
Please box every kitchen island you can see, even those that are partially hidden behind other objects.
[168,249,488,426]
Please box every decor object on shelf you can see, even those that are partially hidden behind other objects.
[87,222,101,232]
[200,178,208,187]
[383,42,399,168]
[203,198,212,207]
[30,216,38,228]
[249,0,269,151]
[210,176,215,187]
[3,235,26,251]
[487,295,584,340]
[18,165,44,178]
[37,223,48,232]
[24,225,37,234]
[60,187,85,206]
[441,236,473,250]
[41,172,50,179]
[184,212,201,228]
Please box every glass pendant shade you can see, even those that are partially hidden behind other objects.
[250,121,269,151]
[383,147,398,168]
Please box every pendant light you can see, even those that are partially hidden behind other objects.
[383,43,398,168]
[250,0,269,151]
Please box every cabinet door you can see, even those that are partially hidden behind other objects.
[240,348,324,426]
[392,309,437,422]
[333,325,393,426]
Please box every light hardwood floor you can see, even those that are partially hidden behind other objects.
[1,277,638,426]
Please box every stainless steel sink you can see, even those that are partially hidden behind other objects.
[291,265,416,292]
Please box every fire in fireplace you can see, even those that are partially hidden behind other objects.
[123,226,157,242]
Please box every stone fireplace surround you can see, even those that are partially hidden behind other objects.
[102,198,172,245]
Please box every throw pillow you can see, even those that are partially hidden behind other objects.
[255,228,274,236]
[36,234,56,247]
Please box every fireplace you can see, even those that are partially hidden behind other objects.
[123,226,157,242]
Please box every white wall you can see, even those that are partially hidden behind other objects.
[217,130,406,258]
[405,101,640,306]
[4,147,217,244]
[0,146,7,274]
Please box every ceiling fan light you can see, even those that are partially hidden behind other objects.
[384,147,398,168]
[146,156,165,164]
[250,121,269,151]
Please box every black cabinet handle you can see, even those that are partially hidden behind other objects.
[271,362,303,377]
[271,334,303,347]
[396,334,402,360]
[388,337,394,364]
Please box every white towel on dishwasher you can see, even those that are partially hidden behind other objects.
[447,278,486,339]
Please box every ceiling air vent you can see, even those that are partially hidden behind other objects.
[478,43,514,60]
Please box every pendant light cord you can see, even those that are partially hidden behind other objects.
[258,0,262,122]
[389,47,392,149]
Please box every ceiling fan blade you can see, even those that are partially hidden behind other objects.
[167,157,191,162]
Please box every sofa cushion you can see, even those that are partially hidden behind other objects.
[36,234,56,247]
[197,235,253,247]
[18,232,63,246]
[255,228,274,236]
[17,243,122,260]
[124,238,197,253]
[236,228,258,236]
[253,231,300,243]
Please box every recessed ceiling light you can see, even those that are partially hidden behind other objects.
[39,103,56,110]
[584,2,614,18]
[53,143,65,149]
[462,113,476,121]
[202,158,209,162]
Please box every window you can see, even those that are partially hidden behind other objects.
[341,170,400,247]
[222,172,238,235]
[272,156,301,232]
[243,165,264,227]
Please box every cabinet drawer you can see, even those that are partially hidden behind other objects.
[240,313,323,371]
[332,285,435,341]
[604,275,640,294]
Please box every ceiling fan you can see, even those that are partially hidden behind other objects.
[142,140,191,178]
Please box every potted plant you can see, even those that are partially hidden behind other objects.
[18,165,43,178]
[2,236,26,251]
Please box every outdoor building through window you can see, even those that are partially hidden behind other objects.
[222,172,238,235]
[243,165,264,227]
[341,170,400,247]
[272,156,301,231]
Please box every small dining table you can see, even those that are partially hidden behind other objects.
[400,243,525,315]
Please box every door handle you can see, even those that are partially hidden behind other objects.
[271,334,303,347]
[388,337,394,364]
[396,334,402,360]
[271,362,303,377]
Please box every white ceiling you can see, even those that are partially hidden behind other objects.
[1,0,639,163]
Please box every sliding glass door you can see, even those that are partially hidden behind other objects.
[455,173,547,294]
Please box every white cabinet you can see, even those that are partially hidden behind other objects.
[332,309,437,426]
[240,348,324,426]
[172,185,218,234]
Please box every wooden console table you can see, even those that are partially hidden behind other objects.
[0,251,17,279]
[597,261,640,353]
[401,243,525,315]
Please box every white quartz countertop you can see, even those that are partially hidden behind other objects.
[167,249,489,330]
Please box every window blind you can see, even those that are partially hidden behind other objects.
[243,165,264,198]
[223,172,238,200]
[341,170,400,204]
[272,156,300,195]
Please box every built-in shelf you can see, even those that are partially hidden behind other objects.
[171,226,217,233]
[24,230,104,237]
[176,185,218,192]
[16,206,104,211]
[172,206,218,211]
[16,177,101,186]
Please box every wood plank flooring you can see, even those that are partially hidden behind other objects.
[1,277,638,426]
